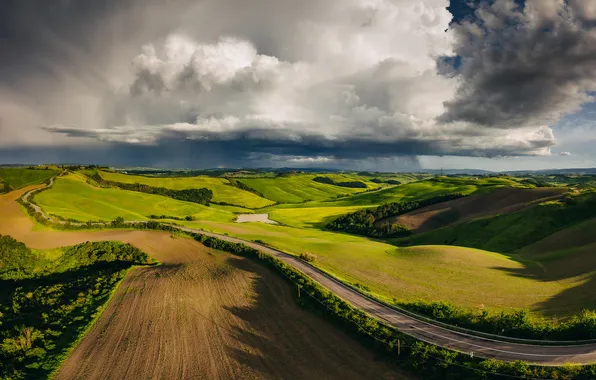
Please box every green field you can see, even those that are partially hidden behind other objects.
[179,219,586,316]
[97,171,274,209]
[268,206,376,228]
[35,173,236,222]
[28,171,596,317]
[268,177,508,209]
[0,167,60,189]
[237,174,382,203]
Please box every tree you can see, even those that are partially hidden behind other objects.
[111,217,125,228]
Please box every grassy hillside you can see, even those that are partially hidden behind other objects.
[521,217,596,257]
[0,167,60,189]
[380,187,566,234]
[35,173,236,222]
[97,171,274,208]
[0,236,153,379]
[298,177,512,208]
[396,191,596,253]
[179,219,585,316]
[262,177,526,228]
[237,174,380,203]
[269,206,376,228]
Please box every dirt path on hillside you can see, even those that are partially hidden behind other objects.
[0,187,407,380]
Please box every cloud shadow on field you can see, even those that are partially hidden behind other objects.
[491,247,596,317]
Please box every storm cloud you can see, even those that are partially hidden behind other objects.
[0,0,595,168]
[440,0,596,128]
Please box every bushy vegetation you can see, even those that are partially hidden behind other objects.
[0,236,153,379]
[89,173,213,205]
[1,180,10,194]
[299,252,317,263]
[312,176,367,188]
[372,178,402,185]
[326,193,465,237]
[226,178,265,197]
[520,178,551,188]
[400,300,596,342]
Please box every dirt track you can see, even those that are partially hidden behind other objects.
[379,187,566,233]
[1,188,407,380]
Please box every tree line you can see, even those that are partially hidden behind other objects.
[0,236,154,379]
[89,173,213,205]
[312,176,368,188]
[326,193,466,237]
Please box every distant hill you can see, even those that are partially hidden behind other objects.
[503,168,596,175]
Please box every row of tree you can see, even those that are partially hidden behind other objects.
[326,193,466,237]
[312,176,368,188]
[89,173,213,205]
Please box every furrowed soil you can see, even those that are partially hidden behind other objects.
[379,187,566,233]
[0,187,407,380]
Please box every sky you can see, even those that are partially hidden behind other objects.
[0,0,595,171]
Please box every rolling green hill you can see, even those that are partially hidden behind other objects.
[34,173,236,222]
[262,177,526,228]
[237,174,381,203]
[0,167,60,190]
[96,171,274,209]
[180,219,584,315]
[396,191,596,253]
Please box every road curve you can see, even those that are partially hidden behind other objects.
[19,177,596,365]
[175,226,596,365]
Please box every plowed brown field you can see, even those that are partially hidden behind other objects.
[379,187,566,233]
[1,188,408,379]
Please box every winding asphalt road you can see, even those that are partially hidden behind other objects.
[20,178,596,365]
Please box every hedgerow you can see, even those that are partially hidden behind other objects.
[0,236,153,379]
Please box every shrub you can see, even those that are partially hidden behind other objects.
[111,216,125,227]
[299,252,317,263]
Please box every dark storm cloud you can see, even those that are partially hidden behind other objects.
[43,124,554,160]
[440,0,596,128]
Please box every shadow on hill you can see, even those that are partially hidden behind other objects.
[394,187,566,235]
[219,256,399,380]
[491,248,596,316]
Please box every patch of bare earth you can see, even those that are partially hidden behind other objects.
[378,187,566,234]
[236,213,278,224]
[1,188,408,380]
